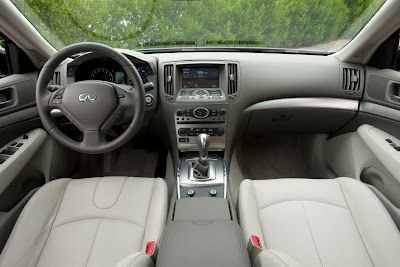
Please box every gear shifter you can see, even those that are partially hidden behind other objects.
[193,133,210,178]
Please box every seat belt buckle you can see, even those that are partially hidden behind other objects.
[251,235,262,248]
[146,241,158,262]
[248,235,263,264]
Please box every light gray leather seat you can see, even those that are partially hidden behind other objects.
[239,177,400,267]
[0,176,168,267]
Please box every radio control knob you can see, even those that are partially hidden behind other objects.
[176,109,183,116]
[219,109,227,116]
[193,107,209,119]
[178,128,187,136]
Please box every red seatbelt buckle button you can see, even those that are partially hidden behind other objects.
[146,241,155,256]
[251,235,262,248]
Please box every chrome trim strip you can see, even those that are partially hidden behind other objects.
[244,97,359,112]
[360,102,400,122]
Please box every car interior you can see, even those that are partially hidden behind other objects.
[0,0,400,266]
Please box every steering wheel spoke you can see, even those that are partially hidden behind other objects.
[82,130,106,147]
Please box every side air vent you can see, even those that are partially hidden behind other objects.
[52,72,61,85]
[228,63,238,95]
[164,64,174,96]
[342,68,360,91]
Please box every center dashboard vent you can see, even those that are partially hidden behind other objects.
[228,63,238,96]
[164,64,174,97]
[342,68,361,92]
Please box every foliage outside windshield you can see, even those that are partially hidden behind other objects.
[12,0,386,53]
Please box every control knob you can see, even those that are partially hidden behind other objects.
[215,128,225,136]
[193,107,209,119]
[178,128,187,136]
[176,109,183,116]
[187,189,195,197]
[209,189,217,197]
[219,109,227,116]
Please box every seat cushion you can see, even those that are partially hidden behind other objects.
[0,177,167,267]
[239,178,400,267]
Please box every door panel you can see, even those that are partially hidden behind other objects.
[0,72,41,147]
[329,66,400,229]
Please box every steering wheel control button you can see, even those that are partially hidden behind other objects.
[209,189,217,197]
[193,107,209,119]
[187,189,195,197]
[145,94,154,106]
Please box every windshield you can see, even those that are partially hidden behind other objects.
[12,0,386,53]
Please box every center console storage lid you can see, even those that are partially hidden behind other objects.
[174,197,231,221]
[156,197,250,267]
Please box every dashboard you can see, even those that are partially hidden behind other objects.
[58,50,365,153]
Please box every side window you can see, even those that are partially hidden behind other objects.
[368,30,400,71]
[0,36,10,78]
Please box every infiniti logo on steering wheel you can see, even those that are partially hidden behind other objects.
[79,93,97,102]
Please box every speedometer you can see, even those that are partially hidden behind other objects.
[90,68,113,82]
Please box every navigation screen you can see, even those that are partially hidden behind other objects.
[182,68,219,88]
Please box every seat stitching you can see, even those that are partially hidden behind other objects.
[93,176,128,209]
[335,179,375,267]
[258,200,347,211]
[35,179,72,266]
[53,217,145,229]
[83,219,102,267]
[301,201,324,267]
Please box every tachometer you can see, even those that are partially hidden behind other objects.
[90,68,113,82]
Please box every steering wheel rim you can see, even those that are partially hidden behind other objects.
[36,42,145,154]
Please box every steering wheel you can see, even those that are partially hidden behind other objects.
[36,43,145,154]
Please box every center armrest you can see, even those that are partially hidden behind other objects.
[156,197,250,267]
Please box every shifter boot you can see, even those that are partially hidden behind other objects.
[193,161,209,179]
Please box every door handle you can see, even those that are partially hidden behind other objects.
[0,99,12,107]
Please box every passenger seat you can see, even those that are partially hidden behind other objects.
[238,178,400,267]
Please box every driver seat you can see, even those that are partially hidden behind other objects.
[0,176,167,267]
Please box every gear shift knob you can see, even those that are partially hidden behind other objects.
[197,133,210,160]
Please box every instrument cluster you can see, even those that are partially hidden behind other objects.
[75,58,152,86]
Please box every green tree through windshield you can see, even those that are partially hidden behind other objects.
[12,0,386,52]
